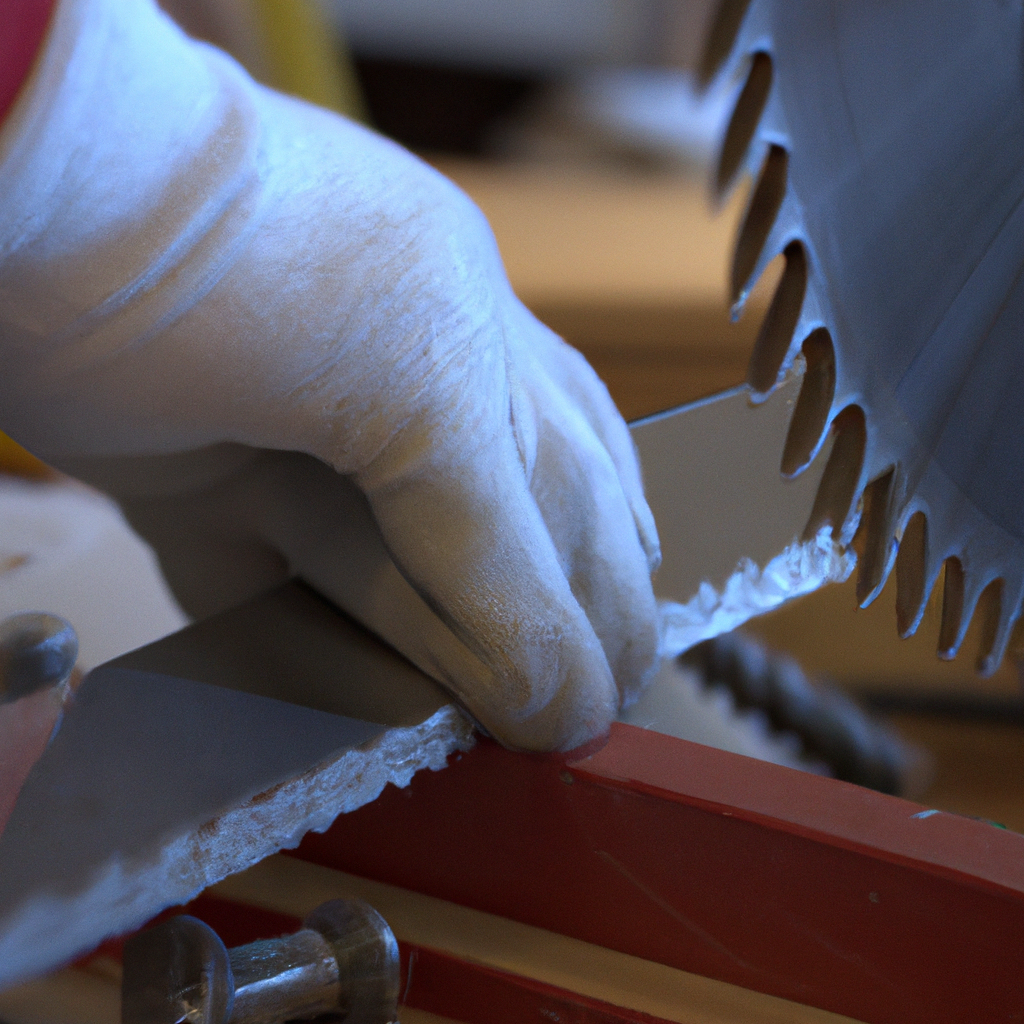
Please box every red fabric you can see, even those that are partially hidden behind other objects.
[0,0,58,125]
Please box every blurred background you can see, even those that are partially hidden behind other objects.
[8,0,1024,826]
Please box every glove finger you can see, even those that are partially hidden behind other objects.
[526,371,660,707]
[511,304,661,574]
[358,421,620,752]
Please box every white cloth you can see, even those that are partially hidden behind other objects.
[0,0,660,750]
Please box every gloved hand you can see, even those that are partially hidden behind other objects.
[0,0,660,750]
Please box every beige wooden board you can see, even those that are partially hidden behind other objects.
[213,854,864,1024]
[536,300,769,421]
[0,966,121,1024]
[0,965,460,1024]
[749,572,1022,695]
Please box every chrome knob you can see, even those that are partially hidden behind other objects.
[121,898,400,1024]
[0,612,78,704]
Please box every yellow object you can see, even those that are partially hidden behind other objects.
[250,0,365,120]
[0,432,51,478]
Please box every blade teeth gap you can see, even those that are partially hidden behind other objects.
[697,0,754,87]
[974,578,1005,675]
[801,404,865,542]
[895,511,928,637]
[717,51,773,196]
[855,468,896,608]
[747,240,807,396]
[731,144,788,306]
[781,326,836,477]
[937,556,965,659]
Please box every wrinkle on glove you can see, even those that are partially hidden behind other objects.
[0,0,660,750]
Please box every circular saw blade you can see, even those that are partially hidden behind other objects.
[704,0,1024,674]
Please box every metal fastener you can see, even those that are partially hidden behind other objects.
[0,612,77,704]
[121,898,400,1024]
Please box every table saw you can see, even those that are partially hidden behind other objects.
[4,0,1024,1020]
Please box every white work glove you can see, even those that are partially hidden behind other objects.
[0,0,660,751]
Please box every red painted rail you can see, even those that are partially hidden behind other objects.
[97,722,1024,1022]
[292,723,1024,1024]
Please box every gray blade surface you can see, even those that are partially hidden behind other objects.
[631,377,827,603]
[0,583,460,986]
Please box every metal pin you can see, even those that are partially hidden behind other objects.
[0,612,78,704]
[122,898,400,1024]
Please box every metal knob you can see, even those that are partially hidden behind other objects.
[0,612,78,704]
[121,898,400,1024]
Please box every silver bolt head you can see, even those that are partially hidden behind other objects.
[0,613,78,704]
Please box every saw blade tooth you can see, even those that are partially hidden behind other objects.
[895,510,929,638]
[973,578,1005,676]
[730,144,788,307]
[982,579,1024,675]
[856,469,898,609]
[717,51,773,198]
[781,326,835,477]
[747,240,807,399]
[937,556,966,660]
[801,404,865,542]
[1006,607,1024,664]
[697,0,755,87]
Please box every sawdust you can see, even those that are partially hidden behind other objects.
[657,526,855,659]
